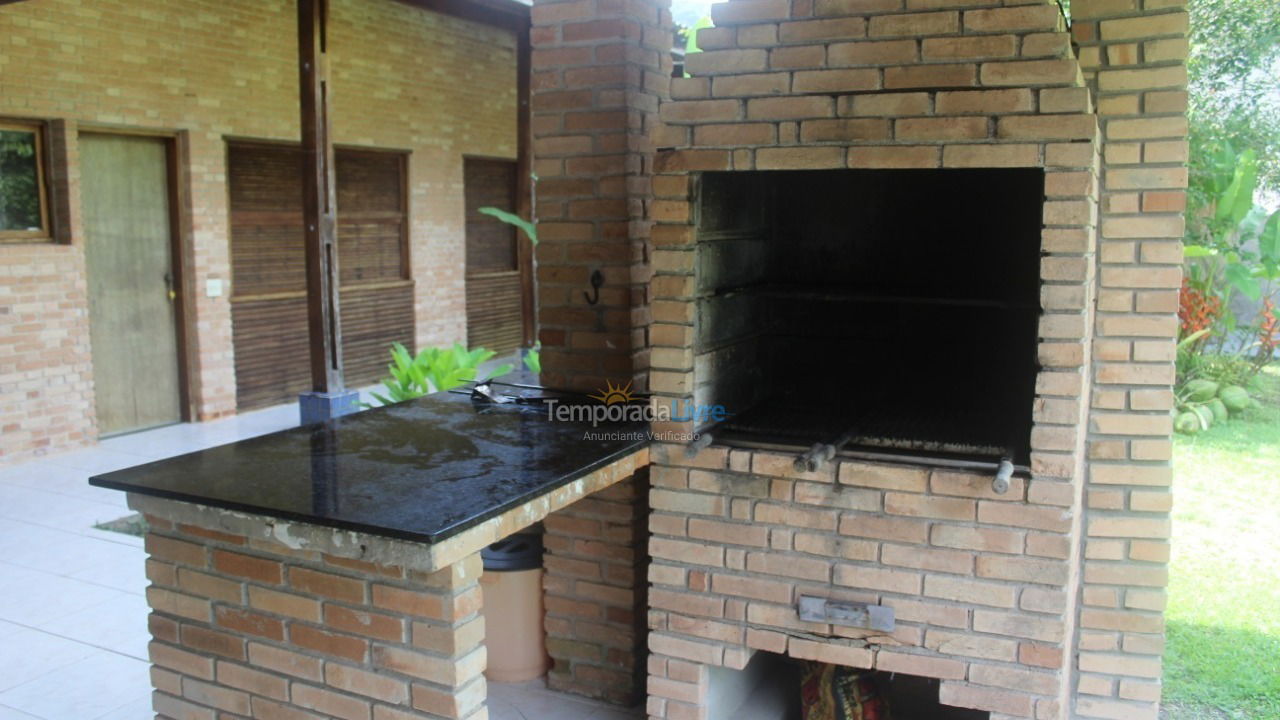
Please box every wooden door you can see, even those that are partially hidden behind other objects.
[464,157,523,355]
[80,134,183,436]
[226,142,414,410]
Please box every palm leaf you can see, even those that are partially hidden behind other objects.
[478,207,537,245]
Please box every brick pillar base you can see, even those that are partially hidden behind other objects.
[141,514,486,720]
[542,471,650,704]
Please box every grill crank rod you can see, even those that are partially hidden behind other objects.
[794,427,857,473]
[992,457,1015,494]
[991,429,1021,495]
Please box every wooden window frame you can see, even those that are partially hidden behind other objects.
[223,138,413,303]
[335,146,412,288]
[0,119,52,243]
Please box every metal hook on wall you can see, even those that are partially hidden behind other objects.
[583,269,604,305]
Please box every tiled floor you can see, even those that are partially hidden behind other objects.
[0,390,642,720]
[0,402,302,719]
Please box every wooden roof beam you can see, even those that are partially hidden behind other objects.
[391,0,530,32]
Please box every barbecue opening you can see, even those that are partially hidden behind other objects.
[692,168,1045,468]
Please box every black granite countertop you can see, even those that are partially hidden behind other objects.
[89,390,649,544]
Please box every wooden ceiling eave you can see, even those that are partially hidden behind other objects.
[391,0,531,32]
[0,0,531,31]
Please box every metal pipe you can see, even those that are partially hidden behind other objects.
[992,458,1015,495]
[685,432,714,458]
[714,436,1031,475]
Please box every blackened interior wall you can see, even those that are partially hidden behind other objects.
[695,169,1045,464]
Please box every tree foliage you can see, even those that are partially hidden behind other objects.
[0,130,41,231]
[1187,0,1280,207]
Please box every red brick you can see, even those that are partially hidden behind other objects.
[290,625,369,663]
[213,550,283,585]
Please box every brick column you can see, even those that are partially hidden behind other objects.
[1070,2,1188,718]
[529,0,672,392]
[141,515,486,720]
[542,472,651,704]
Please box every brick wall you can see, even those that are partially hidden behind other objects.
[1070,1,1188,718]
[523,0,1186,711]
[638,0,1101,713]
[529,0,672,392]
[0,121,96,457]
[141,514,487,720]
[542,473,650,704]
[646,445,1089,719]
[0,0,517,460]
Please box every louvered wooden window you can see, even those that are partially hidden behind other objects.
[227,141,413,410]
[464,157,523,355]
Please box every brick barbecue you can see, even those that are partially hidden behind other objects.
[531,0,1187,717]
[63,0,1187,717]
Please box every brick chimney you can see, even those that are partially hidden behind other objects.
[530,0,674,393]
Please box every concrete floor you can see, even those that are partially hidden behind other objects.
[0,393,641,720]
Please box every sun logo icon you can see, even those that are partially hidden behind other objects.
[589,380,635,405]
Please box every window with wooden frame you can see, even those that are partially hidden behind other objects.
[225,140,414,409]
[0,120,51,242]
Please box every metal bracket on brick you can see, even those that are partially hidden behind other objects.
[798,595,895,633]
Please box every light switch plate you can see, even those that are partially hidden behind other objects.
[206,278,224,298]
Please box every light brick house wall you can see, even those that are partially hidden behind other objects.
[0,0,517,460]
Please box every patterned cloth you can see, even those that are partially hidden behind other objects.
[800,662,891,720]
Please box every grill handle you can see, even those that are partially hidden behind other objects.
[684,432,714,458]
[992,458,1015,494]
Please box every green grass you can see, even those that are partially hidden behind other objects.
[1163,365,1280,719]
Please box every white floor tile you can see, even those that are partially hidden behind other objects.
[92,694,153,720]
[0,650,150,720]
[0,462,122,508]
[0,527,118,576]
[0,565,131,628]
[0,485,127,536]
[0,628,99,693]
[0,621,23,641]
[64,542,147,594]
[44,448,153,476]
[35,592,150,658]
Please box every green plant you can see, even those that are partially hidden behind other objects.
[1191,353,1258,389]
[1186,0,1280,196]
[1184,146,1280,308]
[523,343,541,374]
[477,207,537,245]
[1180,144,1280,384]
[370,342,513,406]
